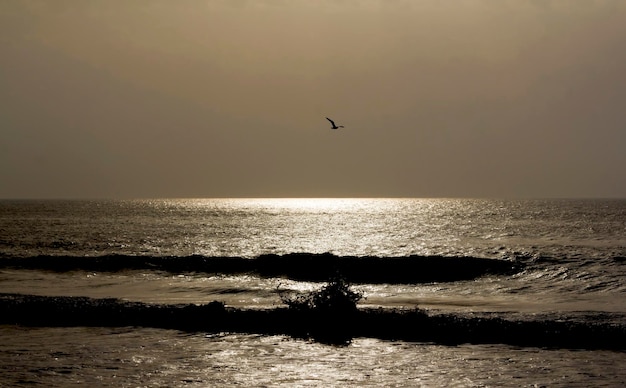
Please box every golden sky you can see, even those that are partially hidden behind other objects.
[1,0,625,198]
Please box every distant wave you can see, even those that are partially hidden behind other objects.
[0,253,523,284]
[2,293,624,350]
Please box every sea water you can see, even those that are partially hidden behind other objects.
[1,198,625,386]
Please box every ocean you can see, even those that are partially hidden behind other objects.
[1,198,625,386]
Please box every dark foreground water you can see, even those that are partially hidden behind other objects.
[2,326,625,387]
[1,198,625,386]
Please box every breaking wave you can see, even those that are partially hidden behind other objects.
[1,293,624,350]
[0,253,523,284]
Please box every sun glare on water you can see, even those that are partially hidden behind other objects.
[271,198,362,211]
[243,198,371,213]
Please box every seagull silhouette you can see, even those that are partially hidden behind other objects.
[326,117,344,129]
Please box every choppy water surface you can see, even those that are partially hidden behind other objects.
[2,198,624,259]
[1,199,624,313]
[1,326,625,387]
[1,198,625,386]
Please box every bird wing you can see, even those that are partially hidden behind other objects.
[326,117,335,126]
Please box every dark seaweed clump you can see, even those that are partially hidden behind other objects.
[280,276,362,313]
[279,276,364,344]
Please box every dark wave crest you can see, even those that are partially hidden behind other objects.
[0,253,523,284]
[1,293,623,350]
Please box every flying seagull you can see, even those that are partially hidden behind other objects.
[326,117,344,129]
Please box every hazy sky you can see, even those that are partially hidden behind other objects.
[1,0,625,199]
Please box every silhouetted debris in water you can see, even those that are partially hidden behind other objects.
[1,293,624,350]
[279,276,363,344]
[280,276,362,313]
